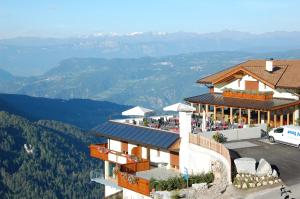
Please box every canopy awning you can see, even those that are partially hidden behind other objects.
[122,106,154,117]
[163,102,195,112]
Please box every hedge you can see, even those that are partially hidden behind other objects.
[149,172,214,191]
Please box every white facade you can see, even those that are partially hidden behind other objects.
[149,149,170,166]
[109,140,122,152]
[123,188,151,199]
[214,74,299,100]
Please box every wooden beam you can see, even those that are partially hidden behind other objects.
[214,105,217,121]
[287,113,290,125]
[198,104,202,113]
[205,104,209,113]
[267,111,270,125]
[274,113,277,127]
[239,108,242,124]
[230,107,233,124]
[221,107,224,118]
[258,110,261,124]
[280,113,283,126]
[248,109,251,125]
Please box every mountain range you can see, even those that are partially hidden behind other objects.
[1,31,300,76]
[1,50,300,108]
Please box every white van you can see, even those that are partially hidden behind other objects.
[268,125,300,148]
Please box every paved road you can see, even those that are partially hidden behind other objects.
[245,183,300,199]
[230,139,300,186]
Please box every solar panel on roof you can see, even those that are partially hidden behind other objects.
[94,121,179,150]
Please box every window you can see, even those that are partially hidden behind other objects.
[274,128,284,133]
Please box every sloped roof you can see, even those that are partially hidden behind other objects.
[185,93,300,111]
[93,121,179,150]
[197,60,300,89]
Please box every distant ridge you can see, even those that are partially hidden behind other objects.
[1,31,300,76]
[0,93,130,130]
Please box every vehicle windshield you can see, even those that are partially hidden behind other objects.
[274,128,284,133]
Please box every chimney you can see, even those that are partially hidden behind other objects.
[266,58,274,72]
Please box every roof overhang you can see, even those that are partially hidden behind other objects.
[185,93,300,111]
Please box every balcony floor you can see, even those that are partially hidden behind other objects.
[91,177,121,189]
[136,167,180,181]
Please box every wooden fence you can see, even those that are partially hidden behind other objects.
[189,134,231,177]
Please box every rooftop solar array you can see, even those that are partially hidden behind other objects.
[94,121,179,150]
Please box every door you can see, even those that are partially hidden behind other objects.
[273,127,284,142]
[121,141,128,154]
[170,151,179,169]
[245,81,259,91]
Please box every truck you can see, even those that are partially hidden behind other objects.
[268,125,300,148]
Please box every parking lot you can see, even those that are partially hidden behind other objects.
[229,139,300,186]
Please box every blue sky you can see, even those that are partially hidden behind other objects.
[1,0,300,38]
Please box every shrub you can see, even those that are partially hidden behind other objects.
[149,173,214,191]
[212,132,227,143]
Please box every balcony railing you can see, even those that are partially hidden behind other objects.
[89,143,109,160]
[117,172,150,196]
[223,89,273,101]
[89,144,150,167]
[120,159,150,173]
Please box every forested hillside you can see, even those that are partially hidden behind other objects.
[0,111,104,199]
[0,93,130,130]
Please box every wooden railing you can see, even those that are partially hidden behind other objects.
[89,143,109,161]
[189,134,231,177]
[223,89,273,101]
[89,143,143,165]
[120,159,150,173]
[117,172,150,196]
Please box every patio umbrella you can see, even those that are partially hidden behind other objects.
[202,110,207,132]
[163,103,196,112]
[122,106,154,117]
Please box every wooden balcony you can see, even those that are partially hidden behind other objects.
[117,172,150,196]
[89,143,109,161]
[89,144,151,168]
[223,89,273,101]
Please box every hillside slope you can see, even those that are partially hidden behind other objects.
[15,50,300,108]
[0,111,104,199]
[0,93,130,130]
